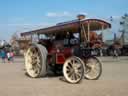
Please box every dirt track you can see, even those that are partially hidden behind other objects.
[0,56,128,96]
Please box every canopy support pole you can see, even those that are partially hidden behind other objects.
[100,24,104,56]
[82,24,87,42]
[87,22,90,42]
[37,34,40,41]
[101,24,104,42]
[30,35,33,42]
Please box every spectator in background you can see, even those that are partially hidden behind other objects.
[0,50,1,60]
[1,50,6,63]
[7,50,14,63]
[7,51,11,63]
[10,51,14,62]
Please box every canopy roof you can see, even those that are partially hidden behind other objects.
[21,19,111,36]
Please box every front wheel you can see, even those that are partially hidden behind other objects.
[63,56,84,84]
[83,56,102,80]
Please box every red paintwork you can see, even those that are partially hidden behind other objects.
[48,47,72,64]
[56,53,65,64]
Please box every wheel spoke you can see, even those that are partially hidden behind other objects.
[68,63,73,69]
[76,63,82,69]
[71,72,75,80]
[34,66,40,74]
[75,72,81,79]
[68,70,74,77]
[28,51,33,57]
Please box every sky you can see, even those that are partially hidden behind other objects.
[0,0,128,41]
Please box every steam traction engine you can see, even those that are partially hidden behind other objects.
[21,15,111,83]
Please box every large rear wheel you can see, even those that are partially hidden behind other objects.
[25,44,48,78]
[83,56,102,80]
[63,56,84,84]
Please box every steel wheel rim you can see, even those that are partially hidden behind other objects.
[84,58,101,79]
[25,46,42,77]
[63,57,83,83]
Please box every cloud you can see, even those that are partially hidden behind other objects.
[78,12,88,16]
[111,16,120,19]
[46,11,88,18]
[46,11,72,17]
